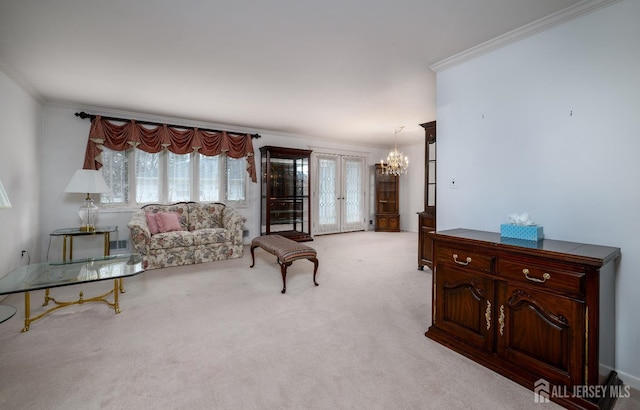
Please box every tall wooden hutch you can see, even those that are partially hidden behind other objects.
[374,163,400,232]
[260,146,313,242]
[418,121,436,269]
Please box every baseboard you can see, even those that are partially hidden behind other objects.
[615,369,640,391]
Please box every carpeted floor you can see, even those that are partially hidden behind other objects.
[0,231,637,409]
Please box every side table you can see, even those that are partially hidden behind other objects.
[50,226,118,262]
[49,226,125,294]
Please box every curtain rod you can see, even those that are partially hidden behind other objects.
[74,111,261,139]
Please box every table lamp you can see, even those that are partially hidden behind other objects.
[64,169,110,232]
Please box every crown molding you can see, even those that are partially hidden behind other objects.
[429,0,622,73]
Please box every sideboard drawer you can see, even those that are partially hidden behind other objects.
[435,245,495,274]
[498,258,585,296]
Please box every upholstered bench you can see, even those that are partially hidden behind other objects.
[250,235,319,294]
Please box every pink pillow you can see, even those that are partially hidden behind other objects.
[156,212,183,233]
[146,213,160,234]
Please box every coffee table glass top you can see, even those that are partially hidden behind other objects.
[0,304,17,323]
[0,254,143,295]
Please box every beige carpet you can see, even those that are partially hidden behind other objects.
[0,231,637,409]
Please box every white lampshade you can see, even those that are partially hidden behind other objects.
[0,178,11,209]
[64,169,110,231]
[64,169,110,194]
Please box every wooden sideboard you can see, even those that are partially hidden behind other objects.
[426,229,622,410]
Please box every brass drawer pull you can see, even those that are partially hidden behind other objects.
[485,301,491,330]
[453,254,472,266]
[523,268,551,283]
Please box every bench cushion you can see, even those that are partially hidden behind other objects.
[251,235,316,263]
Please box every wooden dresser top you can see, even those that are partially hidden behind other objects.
[429,228,621,267]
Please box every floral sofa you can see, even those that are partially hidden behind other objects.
[128,201,246,270]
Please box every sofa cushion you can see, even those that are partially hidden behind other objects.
[156,212,184,233]
[149,231,194,250]
[191,228,230,245]
[143,203,189,230]
[146,213,160,234]
[188,202,224,231]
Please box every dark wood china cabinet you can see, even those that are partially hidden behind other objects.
[374,163,400,232]
[418,121,436,269]
[260,146,312,242]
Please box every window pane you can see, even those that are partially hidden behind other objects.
[226,157,246,202]
[136,150,160,203]
[168,152,191,202]
[199,154,221,201]
[100,148,129,204]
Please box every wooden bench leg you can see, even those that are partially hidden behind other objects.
[250,245,257,268]
[310,257,319,287]
[280,261,292,294]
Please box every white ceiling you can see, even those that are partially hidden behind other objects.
[0,0,585,147]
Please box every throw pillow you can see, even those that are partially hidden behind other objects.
[146,213,160,235]
[157,212,183,233]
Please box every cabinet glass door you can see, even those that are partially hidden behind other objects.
[260,146,312,242]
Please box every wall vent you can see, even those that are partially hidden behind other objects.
[109,240,129,250]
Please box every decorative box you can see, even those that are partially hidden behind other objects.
[500,224,544,241]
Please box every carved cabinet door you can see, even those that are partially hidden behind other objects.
[434,267,494,352]
[496,282,585,387]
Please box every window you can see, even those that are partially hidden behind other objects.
[100,148,246,207]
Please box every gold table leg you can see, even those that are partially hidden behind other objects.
[21,280,123,332]
[22,291,31,332]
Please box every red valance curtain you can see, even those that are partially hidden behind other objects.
[82,115,257,182]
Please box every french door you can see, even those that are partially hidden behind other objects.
[313,154,366,235]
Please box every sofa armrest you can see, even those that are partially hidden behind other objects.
[222,206,246,245]
[127,211,151,255]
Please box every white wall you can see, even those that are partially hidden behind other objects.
[435,0,640,388]
[0,69,41,282]
[399,141,426,233]
[38,104,392,260]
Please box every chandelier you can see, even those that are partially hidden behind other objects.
[380,126,409,176]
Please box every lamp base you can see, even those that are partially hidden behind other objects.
[78,196,99,232]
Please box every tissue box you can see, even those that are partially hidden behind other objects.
[500,224,543,241]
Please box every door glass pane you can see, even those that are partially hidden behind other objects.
[100,148,128,204]
[428,161,436,183]
[428,184,436,206]
[168,152,191,202]
[135,150,160,203]
[344,159,362,224]
[318,158,337,225]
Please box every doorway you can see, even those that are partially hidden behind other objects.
[313,154,366,235]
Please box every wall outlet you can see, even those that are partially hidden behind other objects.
[449,177,457,189]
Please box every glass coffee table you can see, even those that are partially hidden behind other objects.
[0,254,144,332]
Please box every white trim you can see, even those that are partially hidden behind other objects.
[429,0,622,73]
[615,368,640,391]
